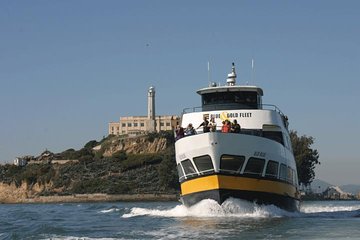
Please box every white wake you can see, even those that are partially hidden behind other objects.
[121,198,360,219]
[121,198,298,218]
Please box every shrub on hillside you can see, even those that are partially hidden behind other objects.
[84,140,99,149]
[120,153,162,171]
[158,154,179,191]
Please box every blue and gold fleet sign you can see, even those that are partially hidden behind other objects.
[210,111,253,121]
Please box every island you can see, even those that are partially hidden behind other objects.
[0,131,179,203]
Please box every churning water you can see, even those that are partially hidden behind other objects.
[1,199,360,239]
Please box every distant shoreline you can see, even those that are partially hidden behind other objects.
[0,193,179,204]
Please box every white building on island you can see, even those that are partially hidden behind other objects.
[14,157,27,167]
[108,86,180,135]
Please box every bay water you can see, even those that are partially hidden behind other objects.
[1,199,360,239]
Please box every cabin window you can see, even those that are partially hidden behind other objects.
[265,160,279,178]
[193,155,214,174]
[177,164,185,181]
[202,91,258,110]
[279,164,287,181]
[220,155,245,173]
[262,131,284,145]
[181,159,198,178]
[292,169,297,185]
[244,157,265,176]
[293,169,299,185]
[287,167,293,184]
[284,135,290,150]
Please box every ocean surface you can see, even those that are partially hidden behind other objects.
[1,199,360,239]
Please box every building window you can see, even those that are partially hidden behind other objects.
[140,123,145,127]
[265,160,279,178]
[117,127,119,131]
[166,122,171,127]
[111,127,114,131]
[193,155,214,174]
[160,122,164,127]
[181,159,198,178]
[122,123,126,127]
[127,123,132,127]
[220,155,245,174]
[244,157,265,176]
[134,123,138,127]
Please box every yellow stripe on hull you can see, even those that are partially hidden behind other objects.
[181,175,298,199]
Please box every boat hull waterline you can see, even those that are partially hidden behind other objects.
[180,174,300,212]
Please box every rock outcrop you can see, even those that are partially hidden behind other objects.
[0,181,54,203]
[102,135,168,157]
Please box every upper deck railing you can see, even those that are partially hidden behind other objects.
[182,104,286,117]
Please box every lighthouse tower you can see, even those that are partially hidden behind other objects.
[147,86,156,132]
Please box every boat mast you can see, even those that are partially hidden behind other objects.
[226,62,237,86]
[208,61,211,86]
[251,58,255,84]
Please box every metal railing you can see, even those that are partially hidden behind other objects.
[182,106,202,114]
[182,104,285,116]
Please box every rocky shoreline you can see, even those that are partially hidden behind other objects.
[0,193,179,204]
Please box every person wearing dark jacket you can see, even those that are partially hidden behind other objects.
[197,116,210,133]
[231,119,241,133]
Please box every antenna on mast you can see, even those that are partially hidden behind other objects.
[226,62,237,86]
[251,58,255,83]
[207,61,210,86]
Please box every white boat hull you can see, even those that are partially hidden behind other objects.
[175,132,300,211]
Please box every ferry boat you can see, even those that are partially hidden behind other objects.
[175,63,300,211]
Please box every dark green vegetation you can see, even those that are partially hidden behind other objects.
[0,163,55,188]
[0,130,320,197]
[290,130,320,186]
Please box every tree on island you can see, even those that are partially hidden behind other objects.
[290,130,320,186]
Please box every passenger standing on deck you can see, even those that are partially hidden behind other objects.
[221,120,231,133]
[185,123,196,136]
[209,117,217,132]
[175,125,185,140]
[197,116,210,133]
[231,119,241,133]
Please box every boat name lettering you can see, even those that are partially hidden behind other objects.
[254,151,266,157]
[209,112,252,119]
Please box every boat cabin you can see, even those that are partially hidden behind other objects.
[197,63,264,111]
[197,85,263,111]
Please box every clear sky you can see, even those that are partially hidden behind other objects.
[1,1,359,185]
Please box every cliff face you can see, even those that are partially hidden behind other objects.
[0,181,53,203]
[102,135,168,157]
